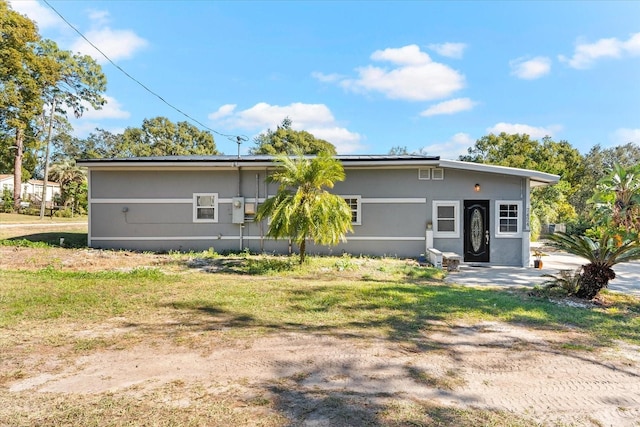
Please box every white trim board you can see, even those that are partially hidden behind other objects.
[91,235,426,242]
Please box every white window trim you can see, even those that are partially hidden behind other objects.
[432,200,460,238]
[418,167,444,180]
[495,200,522,238]
[431,168,444,180]
[193,193,218,223]
[342,195,361,225]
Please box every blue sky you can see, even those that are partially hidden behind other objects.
[9,0,640,157]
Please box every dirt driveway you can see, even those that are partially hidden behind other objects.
[5,315,640,426]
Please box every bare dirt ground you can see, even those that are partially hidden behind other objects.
[2,240,640,426]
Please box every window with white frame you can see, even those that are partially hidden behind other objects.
[193,193,218,222]
[432,201,459,238]
[495,200,521,237]
[418,167,444,180]
[343,196,361,225]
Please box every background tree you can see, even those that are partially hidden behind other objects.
[571,142,640,218]
[461,133,582,234]
[589,163,640,239]
[250,117,337,155]
[51,128,122,163]
[388,145,409,155]
[116,116,219,157]
[0,1,48,210]
[255,151,353,263]
[35,39,106,218]
[49,159,87,213]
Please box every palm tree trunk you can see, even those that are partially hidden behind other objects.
[577,264,616,299]
[299,239,306,264]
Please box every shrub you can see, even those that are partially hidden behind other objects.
[1,187,13,213]
[542,269,582,297]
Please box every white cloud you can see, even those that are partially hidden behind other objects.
[66,95,129,137]
[510,56,551,79]
[559,32,640,69]
[487,122,559,138]
[420,98,477,117]
[71,27,148,63]
[611,128,640,144]
[86,9,110,26]
[8,0,61,29]
[370,44,432,65]
[209,102,365,154]
[418,133,475,159]
[208,104,237,120]
[428,42,467,59]
[307,127,365,154]
[328,44,464,101]
[79,95,130,119]
[311,72,344,83]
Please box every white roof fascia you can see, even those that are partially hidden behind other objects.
[438,159,560,186]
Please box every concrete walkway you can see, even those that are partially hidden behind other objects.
[445,250,640,296]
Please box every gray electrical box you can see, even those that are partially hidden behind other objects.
[232,197,245,224]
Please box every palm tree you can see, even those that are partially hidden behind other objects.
[49,159,86,209]
[591,163,640,235]
[549,232,640,299]
[256,151,353,263]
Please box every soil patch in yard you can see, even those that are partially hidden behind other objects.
[4,317,640,426]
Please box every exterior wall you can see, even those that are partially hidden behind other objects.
[87,165,531,265]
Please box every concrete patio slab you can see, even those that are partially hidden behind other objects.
[445,249,640,297]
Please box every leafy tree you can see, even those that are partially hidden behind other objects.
[34,39,106,218]
[571,143,640,217]
[0,1,48,209]
[52,128,123,163]
[250,117,337,155]
[460,133,582,230]
[116,116,219,157]
[255,151,353,263]
[550,232,640,299]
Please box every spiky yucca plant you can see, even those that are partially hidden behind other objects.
[549,232,640,299]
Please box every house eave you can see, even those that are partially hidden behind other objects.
[437,159,560,186]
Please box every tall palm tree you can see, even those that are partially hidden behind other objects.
[256,151,353,263]
[549,232,640,299]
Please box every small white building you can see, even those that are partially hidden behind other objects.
[0,174,61,206]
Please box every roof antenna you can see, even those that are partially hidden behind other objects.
[236,136,242,159]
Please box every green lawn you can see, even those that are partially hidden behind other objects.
[1,256,638,346]
[0,212,87,223]
[1,246,639,426]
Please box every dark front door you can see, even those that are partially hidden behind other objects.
[464,200,490,263]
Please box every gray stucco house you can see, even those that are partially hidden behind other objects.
[77,155,559,267]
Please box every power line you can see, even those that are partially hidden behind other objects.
[42,0,245,144]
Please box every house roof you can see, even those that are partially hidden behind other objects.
[76,154,559,186]
[0,175,60,187]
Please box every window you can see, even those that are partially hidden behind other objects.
[418,168,444,180]
[495,201,521,237]
[343,196,361,225]
[432,201,459,238]
[193,193,218,222]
